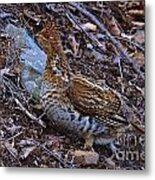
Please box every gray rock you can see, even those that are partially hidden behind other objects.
[5,24,47,95]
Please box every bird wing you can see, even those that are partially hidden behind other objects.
[67,76,121,119]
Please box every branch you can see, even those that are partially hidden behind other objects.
[14,98,46,128]
[39,143,75,168]
[69,2,144,79]
[1,75,46,128]
[65,10,105,54]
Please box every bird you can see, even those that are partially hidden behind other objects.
[36,20,138,150]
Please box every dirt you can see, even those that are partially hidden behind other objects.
[0,2,145,169]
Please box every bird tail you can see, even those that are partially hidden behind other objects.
[94,115,144,146]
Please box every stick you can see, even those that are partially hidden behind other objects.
[65,11,105,54]
[39,143,75,168]
[115,36,145,52]
[0,131,23,142]
[69,2,144,79]
[2,75,46,128]
[4,141,22,166]
[14,97,46,128]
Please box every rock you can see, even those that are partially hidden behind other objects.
[5,24,47,95]
[73,150,99,165]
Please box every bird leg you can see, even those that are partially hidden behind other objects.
[83,134,94,151]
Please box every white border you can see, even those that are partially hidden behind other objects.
[0,0,155,179]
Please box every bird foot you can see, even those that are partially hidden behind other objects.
[84,134,95,152]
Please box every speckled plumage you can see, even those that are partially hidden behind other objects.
[36,20,130,149]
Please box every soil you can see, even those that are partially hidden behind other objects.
[0,2,145,169]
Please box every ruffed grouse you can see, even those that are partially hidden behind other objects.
[36,20,132,149]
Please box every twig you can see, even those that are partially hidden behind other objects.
[118,60,125,94]
[68,2,144,79]
[115,36,145,52]
[0,131,23,142]
[7,131,23,141]
[14,97,46,128]
[4,141,22,166]
[1,75,46,128]
[65,10,105,54]
[39,143,75,168]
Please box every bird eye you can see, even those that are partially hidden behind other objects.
[52,67,61,75]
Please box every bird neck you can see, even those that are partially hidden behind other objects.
[36,20,71,85]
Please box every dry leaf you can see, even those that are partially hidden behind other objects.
[133,51,144,65]
[81,22,97,31]
[5,124,21,135]
[133,30,144,45]
[45,135,64,148]
[107,17,121,36]
[4,141,18,158]
[128,10,144,16]
[121,33,133,40]
[68,35,79,56]
[10,60,23,76]
[131,21,144,28]
[18,139,36,146]
[23,9,41,23]
[19,146,36,159]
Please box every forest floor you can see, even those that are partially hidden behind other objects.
[0,1,145,169]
